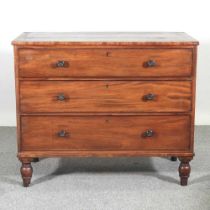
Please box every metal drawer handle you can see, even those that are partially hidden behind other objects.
[144,60,156,68]
[143,93,156,101]
[142,129,154,137]
[57,130,70,138]
[56,93,67,101]
[55,60,68,68]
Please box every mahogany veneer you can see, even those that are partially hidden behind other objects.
[18,48,192,78]
[12,32,199,187]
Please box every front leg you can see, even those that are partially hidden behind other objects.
[20,158,33,187]
[178,157,193,186]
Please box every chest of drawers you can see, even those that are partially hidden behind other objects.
[12,32,198,187]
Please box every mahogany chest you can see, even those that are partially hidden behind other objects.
[12,32,199,187]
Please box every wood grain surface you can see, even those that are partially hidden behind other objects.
[20,81,192,113]
[21,115,190,151]
[18,48,192,78]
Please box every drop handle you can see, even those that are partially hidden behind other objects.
[142,129,154,138]
[55,60,69,68]
[143,93,156,101]
[144,60,156,68]
[56,93,67,101]
[57,130,70,138]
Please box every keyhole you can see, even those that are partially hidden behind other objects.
[105,119,110,123]
[106,84,109,88]
[106,52,111,57]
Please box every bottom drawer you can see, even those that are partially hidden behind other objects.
[21,115,190,151]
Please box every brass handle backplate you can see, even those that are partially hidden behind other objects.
[55,60,69,68]
[144,60,156,68]
[56,93,67,101]
[57,130,70,138]
[142,129,154,137]
[143,93,156,101]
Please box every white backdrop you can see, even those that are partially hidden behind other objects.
[0,0,209,126]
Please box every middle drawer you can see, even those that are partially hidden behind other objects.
[20,81,191,113]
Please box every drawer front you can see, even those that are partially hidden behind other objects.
[18,49,192,78]
[20,81,192,113]
[21,115,190,151]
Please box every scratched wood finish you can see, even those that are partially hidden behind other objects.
[20,81,192,113]
[12,32,199,46]
[18,49,192,78]
[21,115,190,151]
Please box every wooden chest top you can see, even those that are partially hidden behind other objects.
[12,32,198,46]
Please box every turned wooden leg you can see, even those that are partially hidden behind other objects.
[178,157,192,186]
[171,156,177,161]
[20,158,33,187]
[32,158,39,163]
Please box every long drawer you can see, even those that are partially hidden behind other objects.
[21,115,190,151]
[20,81,192,113]
[18,49,192,78]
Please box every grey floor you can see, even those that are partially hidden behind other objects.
[0,127,210,210]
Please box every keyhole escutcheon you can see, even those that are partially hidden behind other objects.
[106,52,111,57]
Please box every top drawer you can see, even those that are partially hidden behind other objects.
[18,49,193,78]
